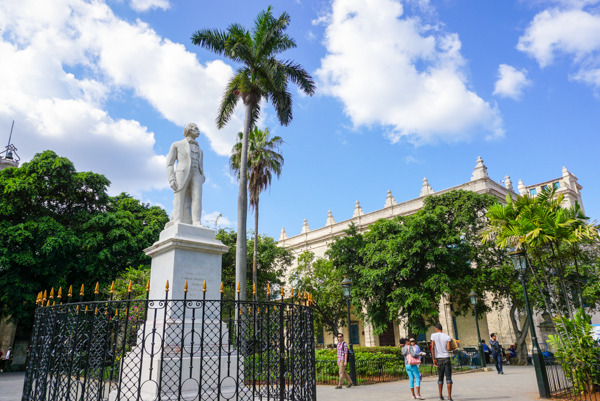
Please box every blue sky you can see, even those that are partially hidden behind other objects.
[1,0,599,240]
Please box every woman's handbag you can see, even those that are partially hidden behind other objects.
[406,351,421,365]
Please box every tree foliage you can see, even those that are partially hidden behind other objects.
[0,151,168,324]
[216,229,292,301]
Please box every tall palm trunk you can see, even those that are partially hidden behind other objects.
[253,196,259,299]
[235,103,253,301]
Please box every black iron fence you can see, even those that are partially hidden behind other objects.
[22,286,316,401]
[546,360,600,401]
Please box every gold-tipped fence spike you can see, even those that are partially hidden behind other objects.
[46,300,50,307]
[114,309,118,317]
[267,283,271,296]
[80,284,85,297]
[146,280,150,293]
[165,280,169,292]
[110,282,115,294]
[253,283,256,296]
[43,290,47,302]
[203,280,206,293]
[127,281,133,293]
[291,288,294,299]
[94,282,99,295]
[184,281,188,293]
[49,288,54,299]
[85,306,88,312]
[68,285,73,298]
[57,287,62,299]
[280,286,284,298]
[94,307,98,315]
[220,282,224,294]
[237,282,240,294]
[76,305,80,314]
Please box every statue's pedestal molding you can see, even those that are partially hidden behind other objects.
[145,223,229,301]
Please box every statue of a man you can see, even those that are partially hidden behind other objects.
[166,123,205,226]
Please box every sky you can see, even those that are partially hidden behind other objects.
[1,0,599,240]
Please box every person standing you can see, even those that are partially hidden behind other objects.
[402,338,425,400]
[335,333,354,389]
[481,339,491,363]
[490,333,504,374]
[431,323,453,401]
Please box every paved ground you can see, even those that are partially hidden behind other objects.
[2,365,540,400]
[317,365,541,401]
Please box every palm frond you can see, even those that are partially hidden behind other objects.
[191,28,229,55]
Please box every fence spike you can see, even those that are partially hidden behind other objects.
[110,281,115,294]
[237,282,240,294]
[57,287,62,300]
[68,285,73,298]
[267,283,271,297]
[203,280,206,293]
[46,300,50,307]
[184,281,188,293]
[291,288,294,299]
[165,280,169,292]
[80,284,85,297]
[94,307,98,315]
[49,288,54,300]
[85,305,88,312]
[94,282,99,295]
[115,309,118,317]
[127,281,132,293]
[146,280,150,293]
[220,282,224,294]
[76,305,79,314]
[280,286,284,299]
[253,283,256,296]
[43,290,47,303]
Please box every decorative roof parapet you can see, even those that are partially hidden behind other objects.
[385,190,398,208]
[562,166,578,192]
[326,210,336,226]
[471,156,489,181]
[353,201,364,217]
[503,175,513,192]
[279,227,288,241]
[420,177,434,197]
[301,219,310,234]
[518,179,527,196]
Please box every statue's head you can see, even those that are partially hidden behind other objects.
[183,123,200,139]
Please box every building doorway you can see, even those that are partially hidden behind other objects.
[379,323,396,346]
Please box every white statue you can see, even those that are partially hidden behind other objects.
[166,123,205,226]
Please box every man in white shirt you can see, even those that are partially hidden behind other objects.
[431,323,453,401]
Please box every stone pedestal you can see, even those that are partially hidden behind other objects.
[112,223,237,401]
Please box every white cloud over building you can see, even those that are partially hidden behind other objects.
[316,0,504,145]
[493,64,532,100]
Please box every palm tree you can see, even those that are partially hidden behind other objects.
[192,7,315,300]
[230,127,284,294]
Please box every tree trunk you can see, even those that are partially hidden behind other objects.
[235,103,253,301]
[253,196,259,299]
[509,302,530,365]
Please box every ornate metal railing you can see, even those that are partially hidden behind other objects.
[546,360,600,400]
[22,284,316,401]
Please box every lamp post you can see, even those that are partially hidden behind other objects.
[509,249,550,398]
[341,276,357,386]
[469,290,486,368]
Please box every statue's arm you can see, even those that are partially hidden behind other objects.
[166,143,177,190]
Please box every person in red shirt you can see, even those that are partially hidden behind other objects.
[335,333,354,389]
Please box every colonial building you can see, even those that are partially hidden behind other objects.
[277,157,585,349]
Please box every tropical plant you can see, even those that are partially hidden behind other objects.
[230,127,284,291]
[192,7,315,300]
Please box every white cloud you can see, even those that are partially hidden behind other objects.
[202,211,233,228]
[493,64,532,100]
[0,0,243,195]
[517,4,600,90]
[130,0,169,12]
[316,0,503,145]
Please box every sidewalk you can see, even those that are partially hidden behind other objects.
[317,365,542,401]
[3,365,540,401]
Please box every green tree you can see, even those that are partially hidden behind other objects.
[230,127,284,293]
[216,229,292,300]
[290,251,347,336]
[192,7,315,300]
[0,151,168,325]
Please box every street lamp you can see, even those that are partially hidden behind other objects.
[469,290,486,368]
[509,249,550,398]
[340,276,357,386]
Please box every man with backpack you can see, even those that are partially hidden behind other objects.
[335,333,354,389]
[490,333,504,374]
